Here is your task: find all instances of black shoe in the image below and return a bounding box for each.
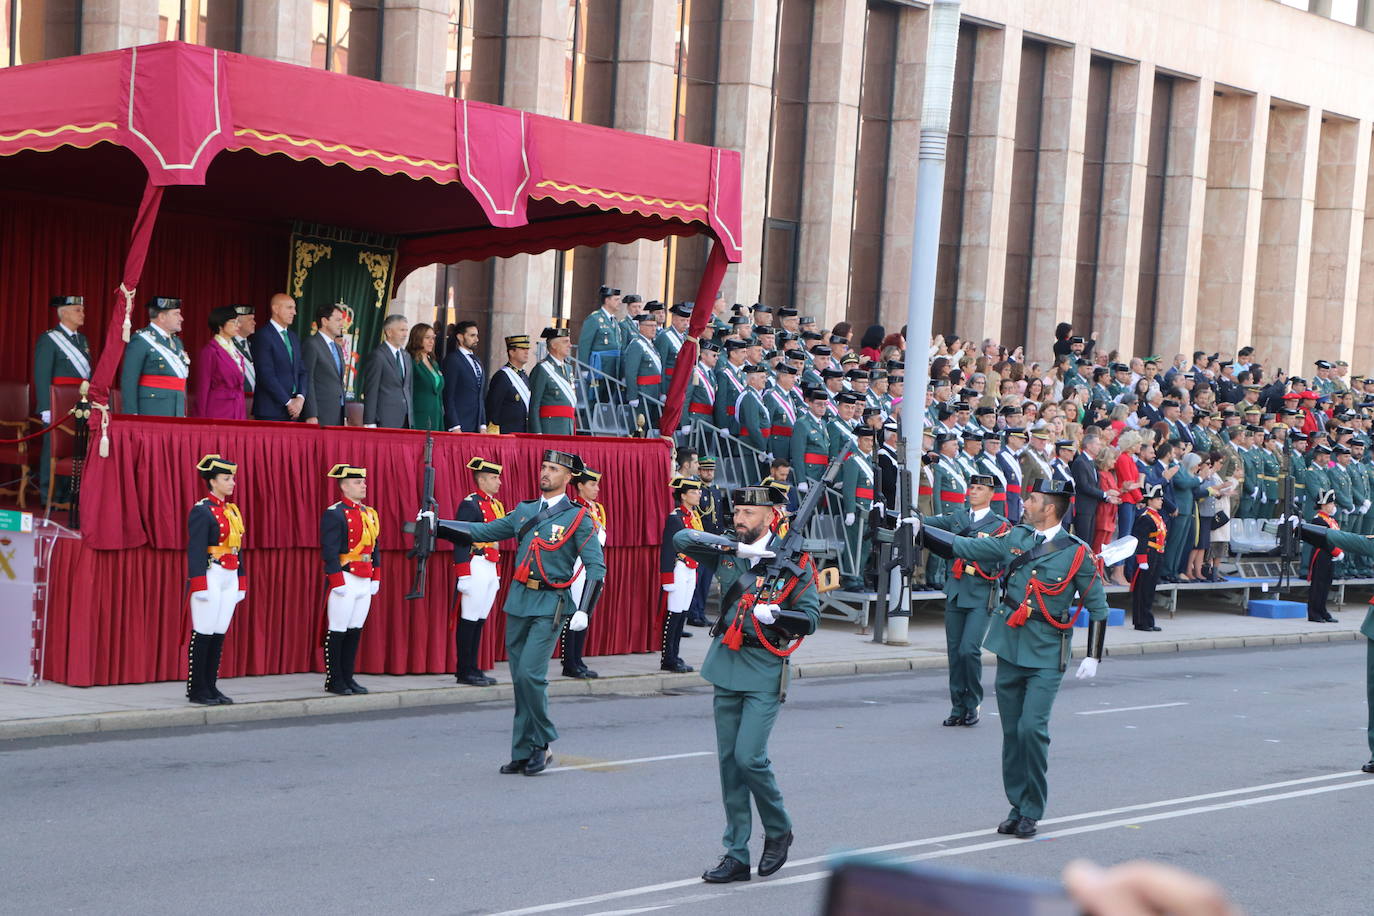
[579,667,599,678]
[1362,760,1374,774]
[477,672,497,685]
[961,710,980,726]
[1322,615,1338,623]
[1013,816,1037,838]
[996,817,1019,835]
[662,660,694,673]
[1133,625,1162,632]
[681,630,693,637]
[348,680,369,694]
[499,758,529,775]
[686,618,708,627]
[942,714,963,727]
[456,673,492,687]
[562,667,596,679]
[524,747,553,776]
[702,855,751,883]
[758,831,792,876]
[325,682,355,696]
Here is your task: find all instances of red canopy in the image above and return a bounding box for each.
[0,41,742,430]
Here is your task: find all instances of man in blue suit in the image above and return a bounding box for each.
[249,293,312,422]
[442,319,487,433]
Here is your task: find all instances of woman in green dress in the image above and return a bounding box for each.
[408,323,445,431]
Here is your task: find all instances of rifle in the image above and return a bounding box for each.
[871,441,919,642]
[404,434,438,599]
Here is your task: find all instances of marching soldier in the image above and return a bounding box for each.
[688,457,730,628]
[624,312,665,432]
[1306,489,1341,623]
[452,457,506,687]
[686,340,722,433]
[185,454,246,705]
[790,391,832,494]
[660,476,703,674]
[320,463,382,696]
[920,473,1009,727]
[120,297,190,416]
[1130,483,1168,632]
[561,465,608,679]
[576,285,625,382]
[916,478,1109,838]
[35,295,92,500]
[435,449,606,776]
[529,326,578,436]
[675,485,820,883]
[485,334,533,434]
[839,426,878,590]
[657,302,692,385]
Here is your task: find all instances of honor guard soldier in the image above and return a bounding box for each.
[766,365,801,459]
[1130,483,1168,631]
[916,478,1109,838]
[919,473,1009,727]
[121,297,190,416]
[657,302,692,385]
[736,363,772,460]
[715,339,749,432]
[839,426,878,590]
[623,312,665,431]
[452,457,507,686]
[35,295,92,500]
[561,465,608,679]
[434,449,606,776]
[674,485,820,884]
[827,391,861,460]
[186,454,246,705]
[1306,489,1342,623]
[686,340,721,433]
[790,390,832,494]
[660,476,704,673]
[577,286,626,382]
[485,335,533,434]
[529,325,578,435]
[320,463,381,696]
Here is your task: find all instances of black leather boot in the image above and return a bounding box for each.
[324,631,353,695]
[344,627,368,694]
[207,633,232,704]
[186,633,216,705]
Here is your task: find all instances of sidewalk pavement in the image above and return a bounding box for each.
[2,590,1366,741]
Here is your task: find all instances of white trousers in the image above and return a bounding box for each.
[327,571,373,632]
[667,561,697,614]
[458,556,500,621]
[190,563,241,634]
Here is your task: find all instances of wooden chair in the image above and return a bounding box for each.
[0,380,32,508]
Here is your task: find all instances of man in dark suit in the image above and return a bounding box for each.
[303,302,348,426]
[442,319,486,432]
[362,314,413,428]
[249,293,310,422]
[485,334,532,433]
[1071,430,1118,543]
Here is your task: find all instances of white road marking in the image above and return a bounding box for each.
[1076,702,1189,716]
[546,751,713,773]
[490,770,1369,916]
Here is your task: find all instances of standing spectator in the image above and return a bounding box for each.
[442,320,486,433]
[249,293,309,422]
[1168,451,1205,580]
[190,306,248,420]
[409,323,445,432]
[231,305,256,399]
[1191,452,1232,581]
[1070,430,1117,543]
[303,303,347,426]
[1093,445,1120,554]
[858,325,884,363]
[1112,430,1145,584]
[362,314,414,429]
[485,334,533,434]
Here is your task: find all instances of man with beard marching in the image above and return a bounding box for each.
[453,457,506,686]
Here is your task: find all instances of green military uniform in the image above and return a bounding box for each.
[789,409,831,489]
[1190,423,1214,454]
[1236,445,1260,519]
[714,357,747,433]
[686,345,720,431]
[937,510,1109,826]
[674,507,820,871]
[826,414,858,461]
[1259,446,1281,519]
[120,304,190,417]
[443,466,606,765]
[839,435,877,590]
[528,350,578,436]
[736,385,771,455]
[655,312,688,385]
[34,298,93,496]
[928,452,968,589]
[1347,459,1373,575]
[577,302,626,381]
[1304,453,1332,518]
[1330,457,1356,534]
[622,327,664,431]
[1288,446,1308,515]
[922,501,1009,724]
[1164,463,1200,577]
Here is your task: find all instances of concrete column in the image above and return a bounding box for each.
[1152,78,1213,357]
[603,0,680,299]
[488,0,571,348]
[1196,91,1268,357]
[714,0,780,305]
[1356,131,1374,370]
[1253,104,1321,372]
[82,0,157,52]
[1303,116,1368,366]
[239,0,314,67]
[1092,61,1154,357]
[954,26,1022,346]
[795,0,867,331]
[874,6,927,330]
[1025,44,1089,360]
[379,0,450,93]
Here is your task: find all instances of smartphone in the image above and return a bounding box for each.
[824,860,1078,916]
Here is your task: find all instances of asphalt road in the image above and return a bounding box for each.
[4,642,1372,916]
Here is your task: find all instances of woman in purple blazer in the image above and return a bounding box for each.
[191,305,248,420]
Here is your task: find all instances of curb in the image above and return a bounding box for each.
[2,631,1361,742]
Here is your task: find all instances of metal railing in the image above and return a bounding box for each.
[568,354,666,438]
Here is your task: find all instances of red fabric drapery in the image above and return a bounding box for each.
[48,417,672,686]
[659,241,728,435]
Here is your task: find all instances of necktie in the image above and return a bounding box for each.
[470,353,483,385]
[330,340,342,377]
[395,349,406,380]
[280,327,293,361]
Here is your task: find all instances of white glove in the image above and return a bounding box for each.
[736,539,775,560]
[899,516,921,535]
[365,423,377,428]
[1075,657,1099,680]
[797,481,809,493]
[190,590,210,605]
[368,581,381,596]
[40,410,51,424]
[662,583,676,593]
[416,510,436,524]
[456,578,473,597]
[235,590,247,605]
[844,512,855,526]
[1289,515,1301,529]
[679,425,691,436]
[1138,563,1148,570]
[1364,500,1371,513]
[331,583,349,597]
[629,399,640,408]
[569,610,589,631]
[448,426,462,433]
[765,452,774,462]
[753,603,779,625]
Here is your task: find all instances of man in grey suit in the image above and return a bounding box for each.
[304,302,348,426]
[363,314,413,428]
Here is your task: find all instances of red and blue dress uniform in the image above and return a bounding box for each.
[452,490,507,684]
[186,493,245,704]
[320,496,381,694]
[660,503,702,671]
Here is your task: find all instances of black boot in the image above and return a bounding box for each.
[471,618,496,685]
[324,631,353,695]
[561,622,594,678]
[661,612,692,673]
[455,618,491,687]
[186,632,216,705]
[344,627,368,694]
[207,633,233,704]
